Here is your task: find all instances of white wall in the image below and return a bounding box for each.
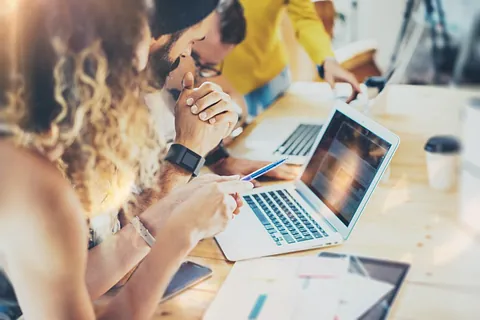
[355,0,406,71]
[331,0,406,72]
[333,0,480,73]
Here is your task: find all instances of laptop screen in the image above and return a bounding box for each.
[301,110,392,226]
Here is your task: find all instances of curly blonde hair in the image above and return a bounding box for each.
[0,0,164,218]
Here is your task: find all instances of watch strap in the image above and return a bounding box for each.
[205,142,230,166]
[317,63,325,79]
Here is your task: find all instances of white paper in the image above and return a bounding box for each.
[291,257,349,320]
[204,256,349,320]
[291,277,343,320]
[297,256,348,278]
[336,274,394,320]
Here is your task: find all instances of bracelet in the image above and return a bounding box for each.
[130,216,156,247]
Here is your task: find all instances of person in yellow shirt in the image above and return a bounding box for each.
[222,0,361,117]
[169,0,360,120]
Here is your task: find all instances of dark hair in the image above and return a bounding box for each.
[150,0,219,38]
[218,0,246,45]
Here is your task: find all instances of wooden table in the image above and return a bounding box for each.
[155,84,480,320]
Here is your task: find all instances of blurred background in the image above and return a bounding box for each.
[282,0,480,87]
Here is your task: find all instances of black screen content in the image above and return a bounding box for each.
[301,111,391,226]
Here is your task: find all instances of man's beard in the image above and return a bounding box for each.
[148,40,181,90]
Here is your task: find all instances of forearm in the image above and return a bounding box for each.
[287,0,335,65]
[86,193,180,299]
[156,159,193,197]
[129,162,192,216]
[86,223,150,299]
[98,226,195,320]
[85,164,192,297]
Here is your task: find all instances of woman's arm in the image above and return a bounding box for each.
[98,220,194,320]
[85,223,150,299]
[85,174,237,299]
[99,179,251,320]
[0,143,95,320]
[84,175,185,299]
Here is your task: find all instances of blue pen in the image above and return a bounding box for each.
[241,158,289,181]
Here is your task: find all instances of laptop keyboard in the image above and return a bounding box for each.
[274,124,322,157]
[244,190,329,247]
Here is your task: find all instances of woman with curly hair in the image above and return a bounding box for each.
[0,0,252,318]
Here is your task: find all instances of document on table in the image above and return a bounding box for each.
[204,256,349,320]
[336,274,394,320]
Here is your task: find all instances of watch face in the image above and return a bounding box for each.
[182,151,200,170]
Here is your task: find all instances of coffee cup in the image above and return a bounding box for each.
[424,136,461,191]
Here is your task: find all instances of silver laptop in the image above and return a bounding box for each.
[241,117,324,165]
[241,83,369,165]
[215,101,400,261]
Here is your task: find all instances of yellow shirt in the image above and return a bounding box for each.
[223,0,335,95]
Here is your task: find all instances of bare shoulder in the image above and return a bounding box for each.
[0,141,75,204]
[0,141,64,185]
[0,141,86,257]
[0,142,94,319]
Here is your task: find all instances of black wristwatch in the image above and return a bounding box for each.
[317,63,325,79]
[205,141,230,166]
[165,144,205,177]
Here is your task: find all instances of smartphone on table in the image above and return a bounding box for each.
[160,261,213,302]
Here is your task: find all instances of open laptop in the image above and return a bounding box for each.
[241,83,369,165]
[241,117,325,165]
[216,101,399,261]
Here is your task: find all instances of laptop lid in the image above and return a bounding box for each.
[294,101,400,240]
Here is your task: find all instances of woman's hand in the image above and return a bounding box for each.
[141,175,252,236]
[164,178,253,243]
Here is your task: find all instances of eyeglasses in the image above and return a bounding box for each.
[191,51,224,78]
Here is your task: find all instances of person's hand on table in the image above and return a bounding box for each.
[174,72,239,157]
[209,157,299,187]
[322,57,362,103]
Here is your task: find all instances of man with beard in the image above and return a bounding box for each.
[131,0,243,211]
[106,0,246,292]
[159,0,298,184]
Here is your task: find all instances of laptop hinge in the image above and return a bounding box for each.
[294,189,338,233]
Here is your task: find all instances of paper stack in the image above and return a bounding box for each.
[204,255,396,320]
